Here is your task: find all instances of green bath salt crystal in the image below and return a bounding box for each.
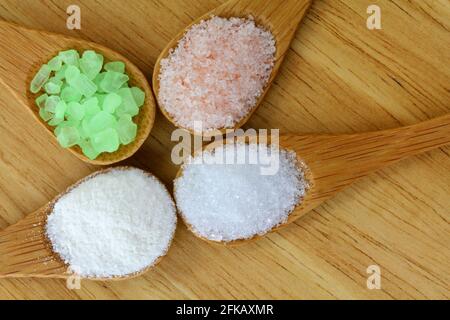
[91,128,120,153]
[48,77,63,85]
[44,81,61,95]
[72,74,98,97]
[54,65,68,81]
[95,93,106,108]
[116,114,137,145]
[104,61,125,73]
[93,73,107,93]
[35,94,48,109]
[79,139,100,160]
[67,102,85,121]
[48,114,64,126]
[59,50,80,66]
[81,115,93,138]
[54,100,67,119]
[48,101,67,126]
[30,64,51,93]
[100,71,129,93]
[89,111,116,133]
[66,72,97,97]
[45,95,60,113]
[83,97,101,116]
[116,87,138,117]
[30,49,145,159]
[57,126,80,148]
[39,108,53,122]
[65,65,80,85]
[44,76,63,95]
[47,56,63,71]
[131,87,145,107]
[80,50,103,80]
[61,86,82,102]
[103,92,122,113]
[54,120,80,137]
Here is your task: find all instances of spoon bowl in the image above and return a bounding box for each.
[175,114,450,245]
[152,0,312,136]
[0,21,156,165]
[0,166,175,280]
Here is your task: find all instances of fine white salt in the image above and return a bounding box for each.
[158,16,276,131]
[46,167,177,278]
[174,143,308,242]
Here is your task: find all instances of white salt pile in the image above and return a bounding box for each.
[158,16,276,131]
[174,143,308,242]
[46,167,177,278]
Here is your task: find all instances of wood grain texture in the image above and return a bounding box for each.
[0,206,67,279]
[0,0,449,299]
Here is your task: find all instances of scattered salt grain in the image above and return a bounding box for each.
[174,143,308,242]
[46,167,177,278]
[158,16,276,131]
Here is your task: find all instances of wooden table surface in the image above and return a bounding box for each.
[0,0,449,300]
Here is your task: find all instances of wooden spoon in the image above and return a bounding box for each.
[175,114,450,245]
[0,20,156,165]
[0,166,176,280]
[152,0,312,136]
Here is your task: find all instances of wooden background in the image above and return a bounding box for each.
[0,0,449,299]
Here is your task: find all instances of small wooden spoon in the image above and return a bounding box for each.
[0,21,156,165]
[175,114,450,245]
[0,166,176,280]
[152,0,312,136]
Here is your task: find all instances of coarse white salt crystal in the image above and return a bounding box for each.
[46,167,177,278]
[174,143,308,242]
[158,16,276,131]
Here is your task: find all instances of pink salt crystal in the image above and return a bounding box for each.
[158,16,276,131]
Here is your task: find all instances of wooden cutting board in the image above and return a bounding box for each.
[0,0,448,299]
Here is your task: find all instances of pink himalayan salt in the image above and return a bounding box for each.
[158,16,276,131]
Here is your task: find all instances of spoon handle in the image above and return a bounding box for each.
[380,113,450,158]
[0,207,66,278]
[283,114,450,200]
[215,0,312,60]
